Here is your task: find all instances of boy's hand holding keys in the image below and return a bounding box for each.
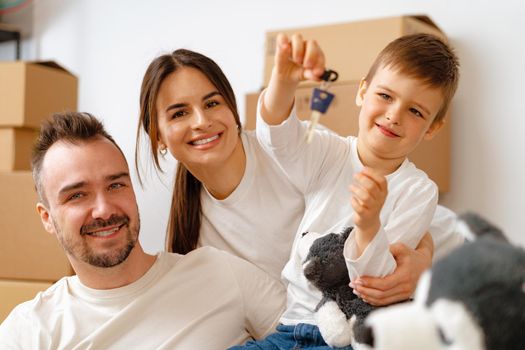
[265,33,338,143]
[263,33,327,125]
[273,33,326,84]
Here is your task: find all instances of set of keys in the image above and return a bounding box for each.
[304,69,339,143]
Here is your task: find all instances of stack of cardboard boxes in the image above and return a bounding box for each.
[244,15,451,192]
[0,61,78,322]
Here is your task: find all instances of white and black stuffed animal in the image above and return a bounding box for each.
[303,227,376,348]
[362,213,525,350]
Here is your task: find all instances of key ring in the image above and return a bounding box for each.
[320,69,339,82]
[304,68,339,144]
[320,69,339,90]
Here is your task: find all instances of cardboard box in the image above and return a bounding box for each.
[244,82,450,191]
[0,61,77,128]
[263,15,445,87]
[0,279,52,322]
[0,172,74,281]
[0,128,39,171]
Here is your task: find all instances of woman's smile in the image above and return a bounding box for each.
[189,132,222,147]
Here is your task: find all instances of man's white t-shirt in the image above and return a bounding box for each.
[0,247,285,350]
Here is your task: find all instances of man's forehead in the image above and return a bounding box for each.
[43,137,125,164]
[41,138,129,191]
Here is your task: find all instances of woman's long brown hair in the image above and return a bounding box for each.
[135,49,241,254]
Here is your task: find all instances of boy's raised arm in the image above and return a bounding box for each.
[261,33,326,125]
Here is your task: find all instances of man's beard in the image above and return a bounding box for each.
[54,214,140,268]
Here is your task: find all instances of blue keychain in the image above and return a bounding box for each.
[305,69,338,143]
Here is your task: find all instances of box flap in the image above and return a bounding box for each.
[30,60,75,76]
[408,15,442,33]
[266,15,443,36]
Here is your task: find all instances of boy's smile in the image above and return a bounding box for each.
[375,123,400,138]
[355,65,444,174]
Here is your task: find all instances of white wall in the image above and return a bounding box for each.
[21,0,525,251]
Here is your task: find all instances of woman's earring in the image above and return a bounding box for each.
[159,147,167,156]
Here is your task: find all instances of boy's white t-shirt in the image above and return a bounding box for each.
[199,129,462,282]
[0,247,285,350]
[256,104,438,325]
[199,131,305,280]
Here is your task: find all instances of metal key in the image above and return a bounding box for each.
[305,69,339,143]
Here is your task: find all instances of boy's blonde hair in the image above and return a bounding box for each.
[365,33,460,124]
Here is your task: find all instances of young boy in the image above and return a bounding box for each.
[232,33,460,349]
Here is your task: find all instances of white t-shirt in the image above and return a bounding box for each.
[0,247,285,350]
[256,106,439,325]
[199,131,305,280]
[200,129,462,280]
[429,204,465,262]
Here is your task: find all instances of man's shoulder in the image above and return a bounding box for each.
[23,276,70,304]
[1,276,71,324]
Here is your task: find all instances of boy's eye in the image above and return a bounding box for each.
[378,93,392,101]
[410,108,424,118]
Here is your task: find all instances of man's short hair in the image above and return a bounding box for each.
[31,112,123,204]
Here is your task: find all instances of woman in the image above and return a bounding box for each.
[135,49,305,280]
[134,48,456,304]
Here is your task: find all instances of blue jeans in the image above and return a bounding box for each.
[229,323,354,350]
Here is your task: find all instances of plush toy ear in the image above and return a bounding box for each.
[304,256,322,283]
[458,212,507,242]
[341,227,353,240]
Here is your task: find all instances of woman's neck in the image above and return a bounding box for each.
[188,136,246,200]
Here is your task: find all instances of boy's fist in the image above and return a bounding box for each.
[349,167,388,235]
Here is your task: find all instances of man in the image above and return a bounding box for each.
[0,112,284,349]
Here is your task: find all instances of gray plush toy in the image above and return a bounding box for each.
[363,213,525,350]
[303,227,377,348]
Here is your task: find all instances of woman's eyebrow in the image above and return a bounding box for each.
[202,91,220,101]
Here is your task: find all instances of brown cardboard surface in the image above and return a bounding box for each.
[244,83,361,135]
[263,15,445,87]
[244,82,450,191]
[0,279,52,322]
[0,61,77,128]
[0,172,74,281]
[0,128,39,171]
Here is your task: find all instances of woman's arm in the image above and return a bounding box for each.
[350,232,434,306]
